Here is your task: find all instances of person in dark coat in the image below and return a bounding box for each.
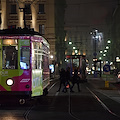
[66,67,71,81]
[71,69,81,92]
[81,57,86,81]
[57,68,67,92]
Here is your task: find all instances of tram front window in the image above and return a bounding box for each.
[73,58,79,68]
[2,46,18,69]
[20,47,30,69]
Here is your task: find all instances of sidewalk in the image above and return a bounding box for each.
[87,74,120,104]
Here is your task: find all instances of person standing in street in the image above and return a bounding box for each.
[71,69,81,92]
[57,68,67,92]
[81,57,86,81]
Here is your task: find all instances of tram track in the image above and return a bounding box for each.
[86,87,120,119]
[1,80,120,120]
[68,90,81,120]
[23,105,35,120]
[23,81,59,120]
[68,85,120,120]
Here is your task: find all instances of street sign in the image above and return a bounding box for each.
[93,52,97,56]
[103,64,110,74]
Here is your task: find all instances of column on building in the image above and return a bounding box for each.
[1,0,7,29]
[17,1,24,28]
[31,3,37,31]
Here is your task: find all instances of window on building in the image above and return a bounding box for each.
[11,4,17,14]
[25,4,31,14]
[39,24,45,35]
[39,4,45,14]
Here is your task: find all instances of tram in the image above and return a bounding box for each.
[0,28,50,102]
[66,55,86,80]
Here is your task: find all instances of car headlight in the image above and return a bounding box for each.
[6,78,14,86]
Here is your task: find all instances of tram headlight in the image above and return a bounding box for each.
[6,78,14,86]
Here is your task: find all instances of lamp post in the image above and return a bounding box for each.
[91,29,99,77]
[93,30,98,71]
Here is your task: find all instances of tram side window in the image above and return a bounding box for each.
[32,42,43,69]
[2,46,18,69]
[20,47,30,69]
[32,52,42,69]
[38,54,42,69]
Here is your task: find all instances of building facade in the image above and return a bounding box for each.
[111,4,120,69]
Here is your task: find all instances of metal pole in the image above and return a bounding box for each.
[93,30,97,77]
[94,37,96,71]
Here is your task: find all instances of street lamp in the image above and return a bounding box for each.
[75,50,78,54]
[92,29,99,71]
[106,46,109,49]
[73,47,76,49]
[103,54,106,57]
[69,41,72,45]
[104,50,107,52]
[107,40,111,44]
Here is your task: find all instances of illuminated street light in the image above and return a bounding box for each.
[116,57,119,60]
[104,50,107,52]
[69,41,72,45]
[107,40,111,44]
[50,55,53,59]
[73,47,76,49]
[103,54,106,56]
[75,50,78,54]
[106,46,109,49]
[116,56,120,62]
[100,50,103,53]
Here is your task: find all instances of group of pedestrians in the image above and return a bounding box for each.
[57,67,81,93]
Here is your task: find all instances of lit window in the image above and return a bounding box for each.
[39,24,45,35]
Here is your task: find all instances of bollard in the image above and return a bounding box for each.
[105,81,109,88]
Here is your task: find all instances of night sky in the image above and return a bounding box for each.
[65,0,118,27]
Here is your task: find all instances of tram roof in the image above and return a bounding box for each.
[0,28,41,36]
